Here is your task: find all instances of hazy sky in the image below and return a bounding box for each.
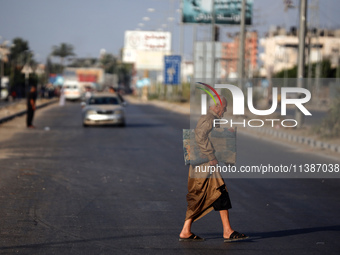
[0,0,339,63]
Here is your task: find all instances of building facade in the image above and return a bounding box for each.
[260,27,340,77]
[220,30,258,78]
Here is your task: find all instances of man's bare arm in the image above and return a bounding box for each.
[30,99,35,110]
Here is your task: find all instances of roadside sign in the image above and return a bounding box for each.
[164,55,181,85]
[21,64,33,78]
[182,0,253,25]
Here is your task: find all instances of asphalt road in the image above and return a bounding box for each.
[281,108,327,126]
[0,101,339,255]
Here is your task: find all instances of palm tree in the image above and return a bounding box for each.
[51,43,75,73]
[10,38,29,66]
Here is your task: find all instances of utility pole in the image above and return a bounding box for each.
[193,24,197,81]
[179,0,184,94]
[0,52,3,94]
[211,0,216,86]
[296,0,307,128]
[337,42,340,83]
[307,0,320,95]
[238,0,246,88]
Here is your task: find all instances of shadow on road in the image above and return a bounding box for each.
[0,226,339,251]
[254,225,340,239]
[203,225,340,241]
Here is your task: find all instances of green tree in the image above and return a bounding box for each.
[45,56,63,75]
[9,38,34,95]
[10,38,36,69]
[68,58,98,68]
[51,43,75,73]
[274,59,337,78]
[10,38,29,65]
[117,63,132,86]
[314,89,340,138]
[99,53,117,74]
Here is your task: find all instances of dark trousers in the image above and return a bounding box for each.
[212,185,232,211]
[27,108,35,127]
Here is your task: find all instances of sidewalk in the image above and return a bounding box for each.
[126,95,340,158]
[0,98,58,124]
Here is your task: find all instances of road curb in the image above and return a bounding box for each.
[245,127,340,154]
[0,99,58,125]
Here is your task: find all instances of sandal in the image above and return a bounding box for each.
[179,233,205,242]
[224,231,249,242]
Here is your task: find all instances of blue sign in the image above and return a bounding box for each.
[261,79,269,88]
[164,55,181,85]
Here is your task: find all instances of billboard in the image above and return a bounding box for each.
[124,31,171,52]
[122,48,137,63]
[123,30,172,70]
[182,0,253,25]
[135,51,171,70]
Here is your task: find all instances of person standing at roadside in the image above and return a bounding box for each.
[27,85,37,128]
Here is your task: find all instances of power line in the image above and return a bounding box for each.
[319,9,340,27]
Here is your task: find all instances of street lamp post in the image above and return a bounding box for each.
[238,0,246,88]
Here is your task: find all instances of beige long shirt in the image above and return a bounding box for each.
[185,109,226,222]
[194,109,220,161]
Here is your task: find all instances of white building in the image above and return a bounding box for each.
[260,27,340,77]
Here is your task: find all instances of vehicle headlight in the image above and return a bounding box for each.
[86,110,97,115]
[115,110,124,115]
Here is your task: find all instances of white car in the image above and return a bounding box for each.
[64,80,82,101]
[81,93,126,127]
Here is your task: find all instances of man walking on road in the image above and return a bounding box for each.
[179,95,248,242]
[26,85,37,128]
